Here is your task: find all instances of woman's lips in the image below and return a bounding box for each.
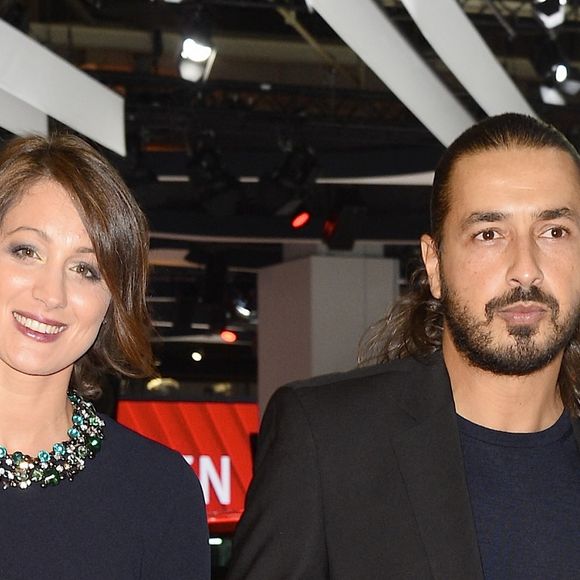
[12,311,67,342]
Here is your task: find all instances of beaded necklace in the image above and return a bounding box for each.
[0,391,105,490]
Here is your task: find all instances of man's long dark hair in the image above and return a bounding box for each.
[359,113,580,416]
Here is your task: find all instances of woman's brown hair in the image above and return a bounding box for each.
[359,113,580,416]
[0,133,156,397]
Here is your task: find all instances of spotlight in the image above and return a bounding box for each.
[533,0,566,29]
[181,37,212,63]
[533,39,570,86]
[323,206,366,251]
[178,33,216,82]
[554,63,568,83]
[234,301,252,318]
[146,377,180,392]
[187,133,241,216]
[291,207,311,229]
[232,295,256,320]
[258,144,318,216]
[220,329,238,343]
[191,351,203,362]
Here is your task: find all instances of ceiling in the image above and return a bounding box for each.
[4,0,580,394]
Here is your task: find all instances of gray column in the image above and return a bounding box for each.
[257,254,399,410]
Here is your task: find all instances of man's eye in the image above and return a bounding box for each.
[475,230,497,241]
[547,227,566,238]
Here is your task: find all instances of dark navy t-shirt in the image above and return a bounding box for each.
[0,417,210,579]
[458,411,580,579]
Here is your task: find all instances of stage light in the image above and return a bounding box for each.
[187,133,240,216]
[234,301,252,318]
[191,351,203,362]
[178,34,216,83]
[533,39,570,89]
[146,377,180,392]
[258,144,318,216]
[554,63,568,83]
[323,206,366,250]
[220,329,238,343]
[291,208,311,229]
[181,38,212,63]
[533,0,566,29]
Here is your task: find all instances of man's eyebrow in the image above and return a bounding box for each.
[535,207,576,221]
[461,211,506,229]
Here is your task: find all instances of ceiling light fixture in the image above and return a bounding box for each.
[533,0,567,29]
[178,10,216,83]
[554,63,568,83]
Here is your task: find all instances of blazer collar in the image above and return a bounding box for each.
[391,353,484,580]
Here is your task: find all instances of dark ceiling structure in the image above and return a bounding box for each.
[4,0,580,393]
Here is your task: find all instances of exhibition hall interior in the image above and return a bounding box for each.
[1,0,579,576]
[5,0,580,396]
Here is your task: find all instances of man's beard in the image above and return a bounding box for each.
[441,281,580,376]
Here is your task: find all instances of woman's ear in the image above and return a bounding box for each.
[420,234,442,299]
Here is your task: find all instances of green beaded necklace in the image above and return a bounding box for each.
[0,391,105,490]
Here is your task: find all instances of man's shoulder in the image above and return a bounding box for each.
[280,352,445,409]
[291,353,440,389]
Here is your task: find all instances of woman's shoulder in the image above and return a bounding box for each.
[98,415,197,487]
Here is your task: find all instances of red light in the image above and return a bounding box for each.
[220,330,238,343]
[291,210,311,229]
[323,217,337,238]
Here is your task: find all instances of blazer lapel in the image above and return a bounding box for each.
[391,356,484,580]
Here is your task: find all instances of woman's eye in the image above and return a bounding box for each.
[73,263,100,280]
[13,246,38,259]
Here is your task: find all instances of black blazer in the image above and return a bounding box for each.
[227,353,580,580]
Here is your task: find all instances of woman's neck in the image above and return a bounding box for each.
[0,369,73,456]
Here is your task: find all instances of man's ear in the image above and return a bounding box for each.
[420,234,442,299]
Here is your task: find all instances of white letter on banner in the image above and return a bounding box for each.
[199,456,231,505]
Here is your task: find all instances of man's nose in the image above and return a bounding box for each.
[506,237,544,289]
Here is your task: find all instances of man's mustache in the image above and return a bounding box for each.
[485,286,559,322]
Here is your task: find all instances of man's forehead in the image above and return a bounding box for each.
[446,146,580,209]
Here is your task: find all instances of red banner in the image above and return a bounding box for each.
[117,401,259,532]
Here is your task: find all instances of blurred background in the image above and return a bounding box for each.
[2,1,580,575]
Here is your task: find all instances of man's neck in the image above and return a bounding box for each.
[442,334,564,433]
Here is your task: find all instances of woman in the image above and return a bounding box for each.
[0,134,210,579]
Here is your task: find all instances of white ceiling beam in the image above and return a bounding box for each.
[0,88,48,136]
[0,20,126,155]
[309,0,475,146]
[400,0,536,117]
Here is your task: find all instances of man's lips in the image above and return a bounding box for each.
[497,303,548,324]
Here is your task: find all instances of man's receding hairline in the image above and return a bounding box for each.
[437,143,580,248]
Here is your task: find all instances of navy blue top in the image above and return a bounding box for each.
[458,411,580,580]
[0,417,210,579]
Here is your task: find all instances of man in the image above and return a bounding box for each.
[227,114,580,579]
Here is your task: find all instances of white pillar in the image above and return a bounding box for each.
[257,254,399,410]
